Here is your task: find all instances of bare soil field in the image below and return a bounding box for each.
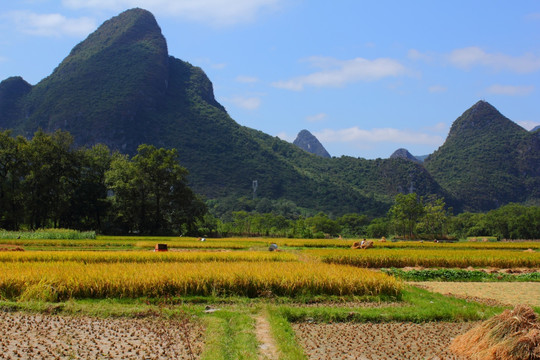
[414,281,540,307]
[0,312,204,359]
[293,321,477,360]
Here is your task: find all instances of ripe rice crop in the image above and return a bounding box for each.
[135,239,262,250]
[0,250,298,263]
[373,241,540,250]
[309,249,540,268]
[0,262,402,300]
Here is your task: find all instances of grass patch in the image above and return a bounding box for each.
[201,309,259,360]
[276,286,504,323]
[266,307,307,360]
[0,298,204,318]
[0,229,96,240]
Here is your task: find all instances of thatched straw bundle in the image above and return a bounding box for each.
[450,304,540,359]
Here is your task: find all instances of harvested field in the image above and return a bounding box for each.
[293,321,477,360]
[414,281,540,307]
[0,312,204,359]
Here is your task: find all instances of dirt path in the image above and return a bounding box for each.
[255,313,279,360]
[414,282,540,307]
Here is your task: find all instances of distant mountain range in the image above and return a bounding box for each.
[1,8,538,214]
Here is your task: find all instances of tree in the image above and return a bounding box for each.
[305,213,339,237]
[22,130,79,229]
[366,217,390,238]
[389,193,425,239]
[106,145,206,234]
[68,144,112,231]
[418,197,449,239]
[0,131,26,229]
[337,213,369,237]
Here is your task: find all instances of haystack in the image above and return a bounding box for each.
[351,240,373,249]
[450,304,540,360]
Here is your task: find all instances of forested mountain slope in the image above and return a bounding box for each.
[1,9,537,215]
[424,101,540,211]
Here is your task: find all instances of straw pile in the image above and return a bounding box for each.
[450,304,540,360]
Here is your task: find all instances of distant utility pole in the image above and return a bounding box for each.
[252,180,258,200]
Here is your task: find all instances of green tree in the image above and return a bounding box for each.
[106,145,206,234]
[305,213,340,237]
[0,131,26,229]
[23,130,79,229]
[418,197,449,239]
[365,217,390,238]
[68,144,112,231]
[337,213,369,237]
[389,193,425,239]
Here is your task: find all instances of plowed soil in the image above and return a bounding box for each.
[0,312,204,359]
[293,321,477,360]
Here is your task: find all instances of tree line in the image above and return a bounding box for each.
[0,130,205,234]
[204,193,539,240]
[1,130,538,239]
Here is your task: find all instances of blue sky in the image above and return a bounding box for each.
[1,1,539,159]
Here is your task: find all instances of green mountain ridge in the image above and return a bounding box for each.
[1,9,538,215]
[425,100,540,211]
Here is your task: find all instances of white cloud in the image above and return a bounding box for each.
[272,56,407,91]
[517,120,540,131]
[486,84,534,96]
[428,85,447,93]
[62,0,282,26]
[408,49,433,62]
[226,95,261,110]
[6,11,96,37]
[424,122,448,133]
[236,75,259,83]
[305,113,327,123]
[525,12,540,21]
[448,47,540,73]
[314,127,444,146]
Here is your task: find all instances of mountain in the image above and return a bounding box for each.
[531,125,540,132]
[390,148,421,163]
[0,8,451,216]
[293,130,331,158]
[3,9,535,216]
[424,100,540,211]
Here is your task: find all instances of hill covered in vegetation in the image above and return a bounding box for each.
[424,101,540,211]
[1,9,538,216]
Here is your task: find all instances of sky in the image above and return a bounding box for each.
[1,1,540,159]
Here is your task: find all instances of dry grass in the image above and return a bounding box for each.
[414,282,540,307]
[450,304,540,360]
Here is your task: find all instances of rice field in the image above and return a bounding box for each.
[0,236,538,302]
[0,261,402,300]
[310,248,540,268]
[0,250,298,263]
[1,233,539,359]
